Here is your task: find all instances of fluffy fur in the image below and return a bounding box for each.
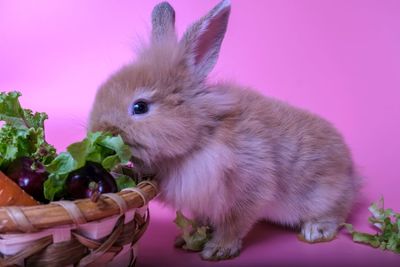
[89,0,360,260]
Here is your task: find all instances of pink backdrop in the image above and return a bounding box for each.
[1,0,399,266]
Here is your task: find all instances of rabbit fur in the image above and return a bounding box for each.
[89,0,360,260]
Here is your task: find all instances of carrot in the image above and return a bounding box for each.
[0,171,39,206]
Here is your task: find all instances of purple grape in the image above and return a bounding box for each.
[65,161,117,200]
[5,156,49,203]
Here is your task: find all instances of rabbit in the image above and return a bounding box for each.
[88,0,361,261]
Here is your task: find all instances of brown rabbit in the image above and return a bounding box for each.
[89,0,360,260]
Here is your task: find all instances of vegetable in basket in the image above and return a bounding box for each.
[0,91,56,170]
[44,131,133,201]
[64,161,117,200]
[0,171,38,206]
[0,91,137,204]
[5,156,49,203]
[0,91,56,205]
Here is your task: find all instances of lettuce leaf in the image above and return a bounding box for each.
[344,198,400,254]
[174,211,211,251]
[0,91,56,170]
[43,132,132,200]
[114,174,136,191]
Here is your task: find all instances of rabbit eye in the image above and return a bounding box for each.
[132,101,149,115]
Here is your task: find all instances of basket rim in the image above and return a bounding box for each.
[0,180,158,233]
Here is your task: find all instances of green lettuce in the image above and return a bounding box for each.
[0,91,56,170]
[111,164,138,191]
[344,198,400,254]
[44,132,132,200]
[174,211,211,251]
[114,174,137,192]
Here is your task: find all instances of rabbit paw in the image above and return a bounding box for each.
[299,221,338,243]
[200,239,241,261]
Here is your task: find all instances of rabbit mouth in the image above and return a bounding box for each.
[129,151,157,177]
[129,154,146,168]
[124,141,151,164]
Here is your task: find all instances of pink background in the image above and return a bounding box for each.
[1,0,399,266]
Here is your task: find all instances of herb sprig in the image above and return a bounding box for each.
[344,198,400,254]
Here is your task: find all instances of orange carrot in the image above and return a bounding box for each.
[0,171,39,206]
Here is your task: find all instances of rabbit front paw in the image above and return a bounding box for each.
[200,239,242,261]
[298,220,339,243]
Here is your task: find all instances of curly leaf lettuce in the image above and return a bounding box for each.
[344,198,400,254]
[174,211,211,251]
[0,91,56,170]
[44,132,132,200]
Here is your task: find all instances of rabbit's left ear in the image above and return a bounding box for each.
[180,0,231,80]
[151,2,176,43]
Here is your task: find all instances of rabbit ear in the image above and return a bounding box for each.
[180,0,231,80]
[151,2,176,43]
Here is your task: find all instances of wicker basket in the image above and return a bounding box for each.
[0,171,158,267]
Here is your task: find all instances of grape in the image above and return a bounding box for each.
[65,161,117,200]
[5,156,49,203]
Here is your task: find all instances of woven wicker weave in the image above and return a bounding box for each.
[0,176,158,267]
